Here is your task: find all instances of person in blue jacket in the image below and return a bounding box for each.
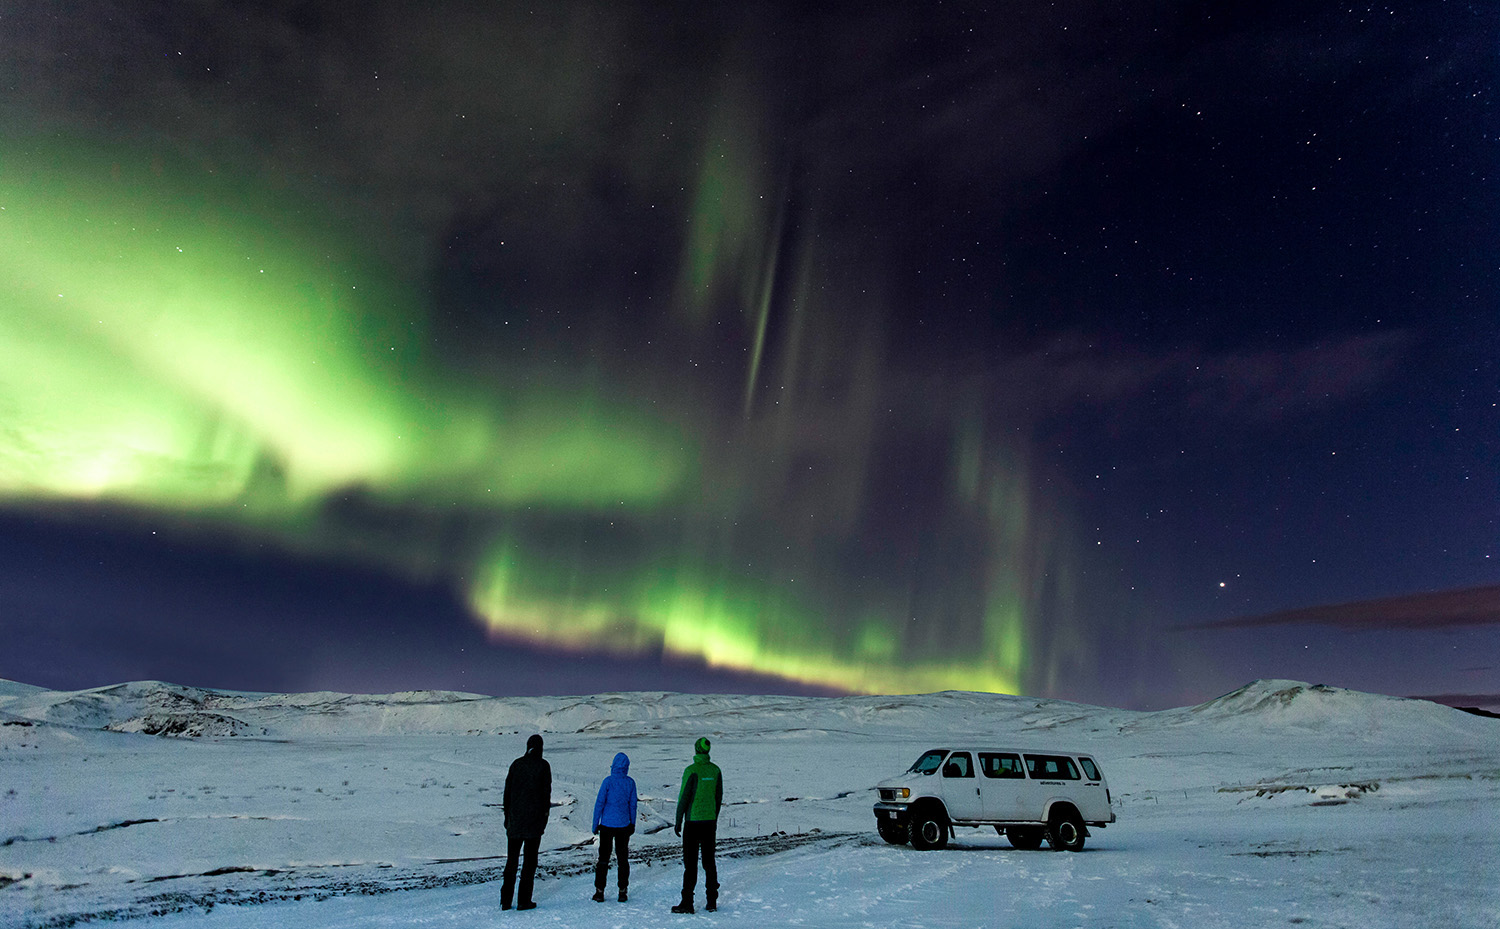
[591,751,638,902]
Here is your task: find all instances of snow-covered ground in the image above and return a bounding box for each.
[1,678,1496,928]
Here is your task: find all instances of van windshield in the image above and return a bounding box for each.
[907,750,948,775]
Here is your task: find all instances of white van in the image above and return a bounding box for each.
[872,747,1116,851]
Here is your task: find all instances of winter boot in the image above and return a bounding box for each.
[671,896,695,914]
[592,889,605,902]
[706,882,719,912]
[618,889,628,903]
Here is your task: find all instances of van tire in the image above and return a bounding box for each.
[877,819,909,845]
[1046,807,1086,852]
[1006,826,1045,850]
[909,805,949,850]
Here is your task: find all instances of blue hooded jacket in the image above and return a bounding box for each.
[592,752,638,832]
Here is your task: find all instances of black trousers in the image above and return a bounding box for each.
[501,834,540,906]
[594,825,631,890]
[681,819,718,900]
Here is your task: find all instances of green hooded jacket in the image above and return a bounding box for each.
[675,737,723,829]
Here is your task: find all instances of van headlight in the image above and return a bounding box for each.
[894,787,910,799]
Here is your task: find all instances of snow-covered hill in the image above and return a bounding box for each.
[2,678,1496,928]
[3,676,1482,743]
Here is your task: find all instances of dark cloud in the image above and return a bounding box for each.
[1408,694,1500,714]
[1185,585,1500,632]
[1411,693,1500,704]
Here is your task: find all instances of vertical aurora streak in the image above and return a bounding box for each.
[741,195,783,421]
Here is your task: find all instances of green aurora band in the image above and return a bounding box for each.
[0,141,1059,696]
[0,145,688,515]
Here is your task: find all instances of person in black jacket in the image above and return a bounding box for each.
[501,734,551,910]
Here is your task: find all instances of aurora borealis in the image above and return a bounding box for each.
[2,2,1496,708]
[1,137,1040,695]
[1,143,690,511]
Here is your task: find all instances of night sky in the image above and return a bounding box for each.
[2,1,1496,709]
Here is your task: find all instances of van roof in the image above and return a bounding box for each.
[927,747,1101,758]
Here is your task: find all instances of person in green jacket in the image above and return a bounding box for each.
[671,736,723,913]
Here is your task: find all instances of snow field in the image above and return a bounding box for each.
[1,679,1497,927]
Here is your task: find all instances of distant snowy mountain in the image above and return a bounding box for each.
[1125,678,1487,742]
[0,676,1484,744]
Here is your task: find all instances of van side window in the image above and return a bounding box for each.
[1023,754,1081,780]
[942,752,975,778]
[1079,757,1101,781]
[978,752,1025,778]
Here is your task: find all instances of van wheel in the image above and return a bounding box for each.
[1046,809,1086,852]
[1006,826,1044,850]
[909,807,949,850]
[877,819,909,845]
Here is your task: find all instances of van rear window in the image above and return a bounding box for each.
[1079,757,1101,781]
[1023,754,1080,780]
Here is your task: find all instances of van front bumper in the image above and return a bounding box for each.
[873,802,911,825]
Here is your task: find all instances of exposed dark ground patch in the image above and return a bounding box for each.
[2,819,162,849]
